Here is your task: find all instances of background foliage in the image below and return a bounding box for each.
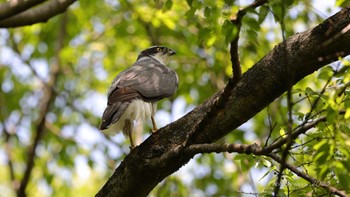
[0,0,349,196]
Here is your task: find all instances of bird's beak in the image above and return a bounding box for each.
[167,48,176,56]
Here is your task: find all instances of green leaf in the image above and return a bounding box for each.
[326,106,338,124]
[163,0,173,11]
[258,6,269,24]
[242,16,260,31]
[204,7,211,18]
[270,3,284,23]
[313,140,334,167]
[221,20,237,44]
[317,66,333,80]
[186,0,193,6]
[336,0,350,7]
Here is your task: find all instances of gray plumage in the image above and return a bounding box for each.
[99,46,178,148]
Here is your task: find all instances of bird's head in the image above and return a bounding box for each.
[137,46,176,65]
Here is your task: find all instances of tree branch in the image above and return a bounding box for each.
[268,153,348,197]
[264,110,345,153]
[16,13,67,197]
[0,0,76,28]
[96,6,350,197]
[183,143,348,197]
[1,121,19,192]
[0,0,47,20]
[216,0,268,109]
[230,0,267,84]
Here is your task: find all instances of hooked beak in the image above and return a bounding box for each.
[167,48,176,56]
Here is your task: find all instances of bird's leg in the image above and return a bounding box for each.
[151,115,158,133]
[124,119,135,149]
[151,102,158,133]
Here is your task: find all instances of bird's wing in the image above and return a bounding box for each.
[111,58,179,101]
[100,58,178,130]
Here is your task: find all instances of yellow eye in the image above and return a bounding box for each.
[157,47,162,52]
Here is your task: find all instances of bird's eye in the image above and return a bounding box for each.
[157,47,162,52]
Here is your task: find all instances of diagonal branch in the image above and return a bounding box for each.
[0,120,20,192]
[0,0,76,28]
[0,0,47,20]
[16,13,67,197]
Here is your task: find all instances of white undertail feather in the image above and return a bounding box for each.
[102,100,157,136]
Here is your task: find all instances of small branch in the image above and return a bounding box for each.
[1,121,20,192]
[215,0,268,109]
[264,116,326,151]
[0,0,47,20]
[229,0,268,84]
[184,143,263,155]
[184,143,348,197]
[0,0,76,28]
[264,107,276,147]
[268,153,349,197]
[264,111,345,153]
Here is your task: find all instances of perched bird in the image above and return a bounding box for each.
[100,46,178,148]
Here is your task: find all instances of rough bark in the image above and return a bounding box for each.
[96,7,350,197]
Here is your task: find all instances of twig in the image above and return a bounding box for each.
[268,153,348,197]
[264,107,276,147]
[264,110,345,153]
[216,0,268,108]
[230,0,268,84]
[1,120,19,192]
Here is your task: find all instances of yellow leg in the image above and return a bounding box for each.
[124,119,134,149]
[151,103,158,133]
[151,116,158,132]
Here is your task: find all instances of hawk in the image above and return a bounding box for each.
[99,46,178,148]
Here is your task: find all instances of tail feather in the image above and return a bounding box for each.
[99,102,130,130]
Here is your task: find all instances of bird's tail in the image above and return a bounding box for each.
[99,102,129,130]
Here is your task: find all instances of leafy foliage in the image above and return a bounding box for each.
[0,0,349,196]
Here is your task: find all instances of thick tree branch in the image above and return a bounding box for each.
[0,0,47,20]
[96,7,350,197]
[0,0,76,28]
